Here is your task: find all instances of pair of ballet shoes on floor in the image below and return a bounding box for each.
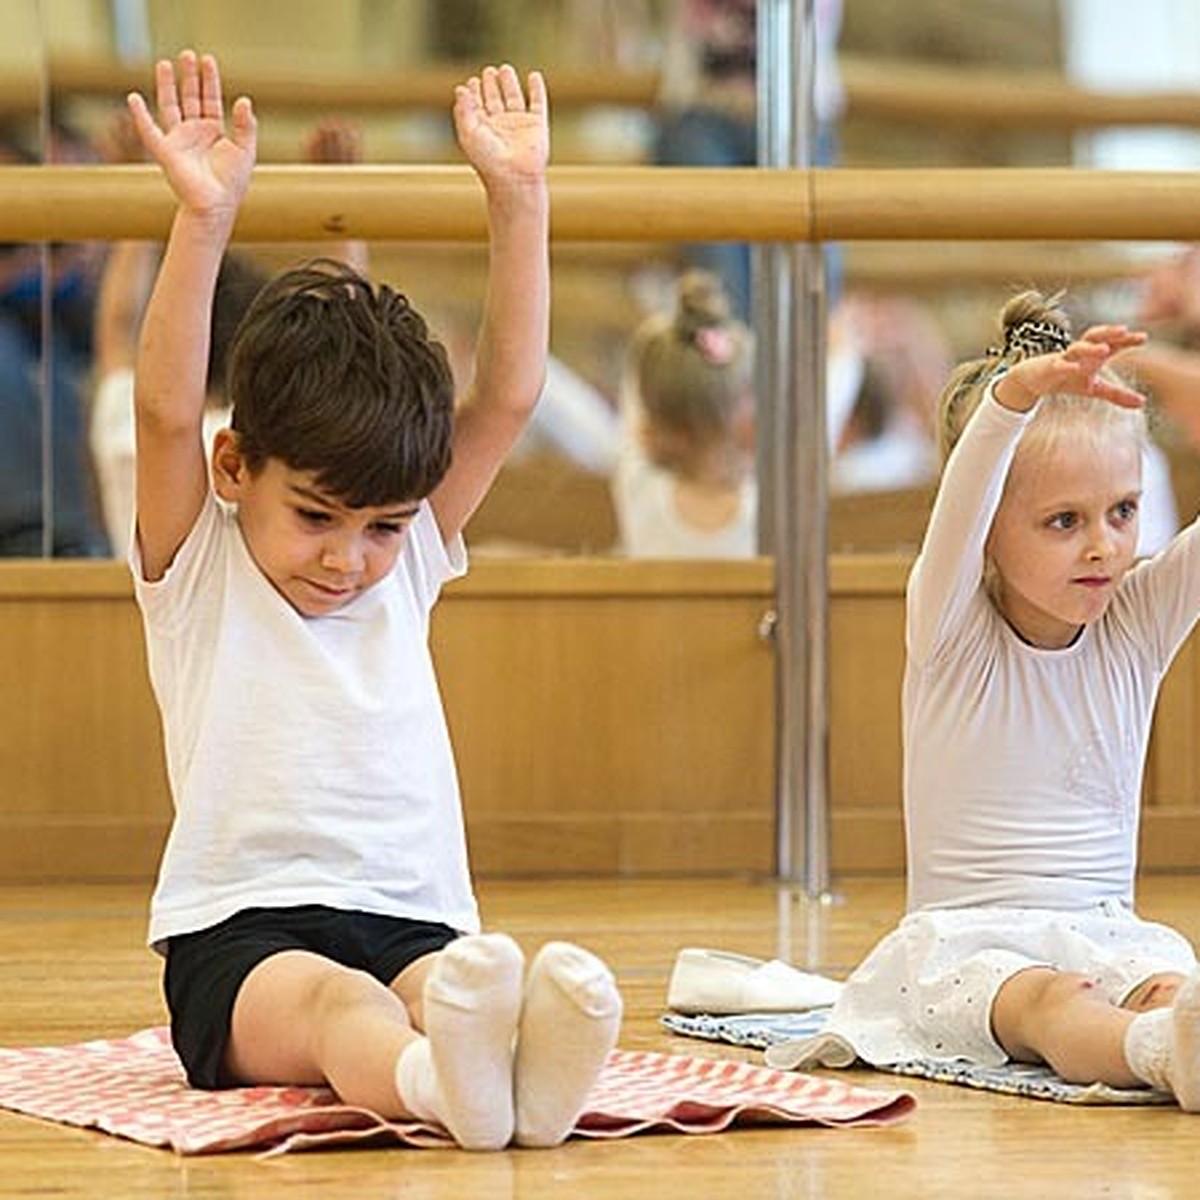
[667,948,843,1016]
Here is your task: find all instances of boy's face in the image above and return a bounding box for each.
[985,429,1141,649]
[213,433,420,617]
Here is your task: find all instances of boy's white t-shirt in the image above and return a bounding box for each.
[132,494,480,950]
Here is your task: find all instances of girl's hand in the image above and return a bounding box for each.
[994,324,1148,413]
[452,64,548,193]
[126,49,257,221]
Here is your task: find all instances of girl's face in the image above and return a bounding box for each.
[986,429,1142,649]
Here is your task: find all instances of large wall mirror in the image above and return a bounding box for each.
[7,0,1200,560]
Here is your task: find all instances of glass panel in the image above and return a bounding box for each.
[31,0,1200,560]
[0,1,47,556]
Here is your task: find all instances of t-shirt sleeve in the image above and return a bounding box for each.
[402,500,467,612]
[129,492,226,639]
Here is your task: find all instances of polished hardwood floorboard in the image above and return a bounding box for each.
[1,874,1198,1198]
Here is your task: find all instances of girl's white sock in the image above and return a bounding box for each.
[1170,972,1200,1111]
[1124,1007,1173,1093]
[394,933,524,1150]
[513,941,622,1148]
[1123,972,1200,1111]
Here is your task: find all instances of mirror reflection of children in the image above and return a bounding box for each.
[91,113,369,558]
[125,50,621,1150]
[805,290,1200,1108]
[613,269,755,557]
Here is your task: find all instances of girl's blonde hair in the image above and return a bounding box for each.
[937,288,1146,466]
[629,269,754,446]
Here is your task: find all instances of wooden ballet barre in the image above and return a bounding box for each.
[845,243,1148,291]
[0,75,40,114]
[811,169,1200,241]
[45,52,1200,131]
[839,55,1200,130]
[0,164,808,242]
[46,55,660,112]
[5,165,1200,243]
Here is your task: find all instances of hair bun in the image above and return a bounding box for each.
[997,289,1072,359]
[674,269,732,342]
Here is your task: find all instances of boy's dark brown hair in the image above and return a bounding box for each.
[227,258,455,507]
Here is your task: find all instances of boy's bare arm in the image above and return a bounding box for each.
[430,65,550,543]
[126,50,257,580]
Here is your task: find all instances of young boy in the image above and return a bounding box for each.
[125,50,621,1151]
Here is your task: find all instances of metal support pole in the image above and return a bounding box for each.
[758,0,831,897]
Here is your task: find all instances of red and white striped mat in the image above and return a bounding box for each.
[0,1028,915,1154]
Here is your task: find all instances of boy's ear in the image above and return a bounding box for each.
[211,427,247,501]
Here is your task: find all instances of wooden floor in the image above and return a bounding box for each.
[2,873,1199,1197]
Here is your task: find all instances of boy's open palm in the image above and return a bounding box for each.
[127,50,257,219]
[453,65,548,188]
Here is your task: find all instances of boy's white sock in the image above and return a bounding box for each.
[1123,972,1200,1111]
[394,933,524,1150]
[513,941,622,1148]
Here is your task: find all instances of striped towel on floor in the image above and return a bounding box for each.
[0,1027,915,1154]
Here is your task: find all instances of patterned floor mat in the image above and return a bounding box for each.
[0,1026,916,1154]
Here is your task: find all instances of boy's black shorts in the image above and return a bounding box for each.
[164,905,459,1089]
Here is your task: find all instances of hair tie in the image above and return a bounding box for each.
[1002,318,1072,359]
[694,325,736,365]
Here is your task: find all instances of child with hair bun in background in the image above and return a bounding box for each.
[613,269,756,558]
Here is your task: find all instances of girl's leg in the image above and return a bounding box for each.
[991,966,1192,1093]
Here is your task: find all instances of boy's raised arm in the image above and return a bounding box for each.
[430,65,550,543]
[126,50,256,580]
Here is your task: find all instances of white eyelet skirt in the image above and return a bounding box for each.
[815,900,1197,1068]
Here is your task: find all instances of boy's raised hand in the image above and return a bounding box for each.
[996,324,1148,413]
[452,65,548,191]
[126,50,257,220]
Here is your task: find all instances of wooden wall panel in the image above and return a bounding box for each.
[2,556,1199,882]
[0,565,171,880]
[433,561,777,876]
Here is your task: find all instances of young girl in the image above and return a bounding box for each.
[612,269,756,557]
[778,290,1200,1108]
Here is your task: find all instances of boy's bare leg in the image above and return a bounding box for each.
[226,949,420,1114]
[227,934,526,1147]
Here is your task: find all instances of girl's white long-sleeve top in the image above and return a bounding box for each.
[904,390,1200,913]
